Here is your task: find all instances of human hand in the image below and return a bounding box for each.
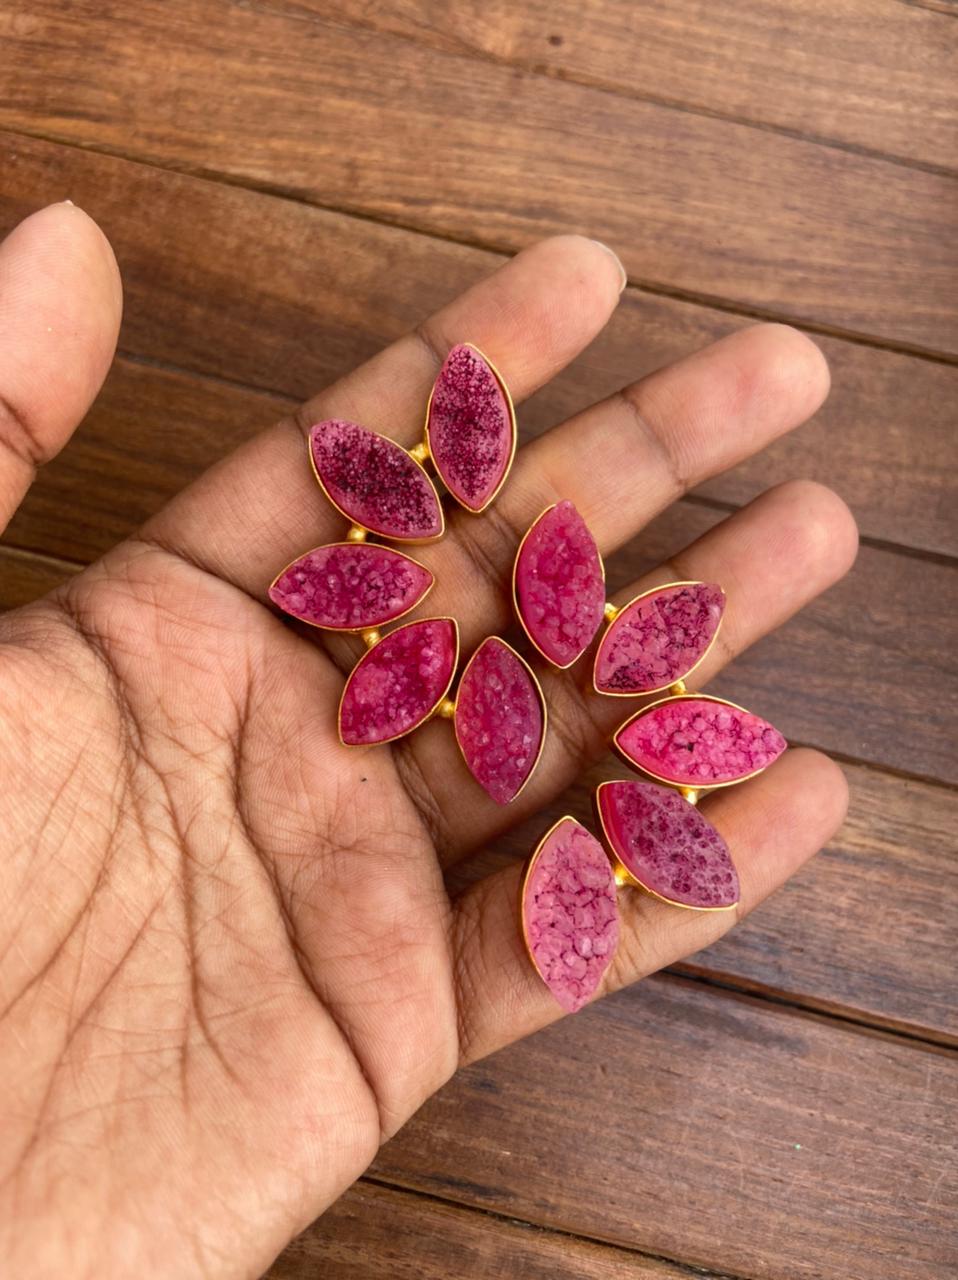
[0,207,856,1277]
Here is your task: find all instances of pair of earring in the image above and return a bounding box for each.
[268,343,787,1012]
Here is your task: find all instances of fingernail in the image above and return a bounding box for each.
[588,239,627,293]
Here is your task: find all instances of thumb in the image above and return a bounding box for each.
[0,201,122,536]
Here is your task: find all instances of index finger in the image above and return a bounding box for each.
[140,235,626,592]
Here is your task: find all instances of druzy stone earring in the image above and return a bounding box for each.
[520,778,743,1013]
[270,344,520,748]
[512,500,725,691]
[518,497,788,1012]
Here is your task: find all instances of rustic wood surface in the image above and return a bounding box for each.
[0,3,955,1277]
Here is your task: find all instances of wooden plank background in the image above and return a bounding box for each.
[0,2,956,1276]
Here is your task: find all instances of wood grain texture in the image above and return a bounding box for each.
[267,1180,696,1278]
[372,975,958,1280]
[2,132,956,557]
[307,0,958,172]
[0,546,76,611]
[1,4,956,353]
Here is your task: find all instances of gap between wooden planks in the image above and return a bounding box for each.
[0,2,956,354]
[265,1177,703,1279]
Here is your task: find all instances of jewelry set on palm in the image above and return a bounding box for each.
[269,345,786,1013]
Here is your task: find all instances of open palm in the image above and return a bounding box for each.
[0,206,856,1278]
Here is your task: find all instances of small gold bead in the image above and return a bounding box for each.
[603,601,620,624]
[361,629,381,648]
[667,679,687,696]
[346,525,368,543]
[408,441,430,464]
[436,697,457,719]
[679,787,700,806]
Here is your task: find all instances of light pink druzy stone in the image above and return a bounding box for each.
[514,501,605,667]
[310,420,442,540]
[595,583,725,694]
[340,618,458,746]
[597,781,739,909]
[269,543,433,631]
[522,818,619,1013]
[426,344,514,511]
[455,637,543,805]
[615,697,786,786]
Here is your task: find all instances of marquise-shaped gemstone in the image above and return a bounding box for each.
[615,696,787,786]
[269,543,433,631]
[339,618,458,746]
[310,420,443,541]
[596,780,739,909]
[514,501,605,668]
[426,344,515,512]
[594,582,725,694]
[521,817,619,1013]
[454,637,544,805]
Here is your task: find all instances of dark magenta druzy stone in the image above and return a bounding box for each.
[339,618,458,746]
[521,818,619,1013]
[594,582,725,694]
[426,344,514,512]
[454,637,544,804]
[615,696,787,786]
[514,500,605,667]
[597,780,739,909]
[269,543,433,631]
[310,420,443,541]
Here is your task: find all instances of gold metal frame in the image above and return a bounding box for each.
[337,615,460,748]
[511,503,608,670]
[449,636,548,804]
[268,541,435,633]
[611,691,783,793]
[592,780,739,912]
[423,342,518,515]
[591,580,725,697]
[307,424,446,545]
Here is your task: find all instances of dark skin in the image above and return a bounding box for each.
[0,206,855,1277]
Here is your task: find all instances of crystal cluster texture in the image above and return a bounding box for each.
[339,619,457,746]
[522,818,619,1012]
[427,344,514,511]
[310,420,442,541]
[595,583,724,694]
[455,638,544,804]
[515,501,605,667]
[269,543,432,630]
[597,780,739,908]
[615,697,786,786]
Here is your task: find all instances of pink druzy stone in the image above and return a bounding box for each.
[455,637,544,805]
[426,344,514,511]
[269,543,433,631]
[595,583,725,694]
[615,697,787,786]
[514,501,605,667]
[310,420,443,541]
[597,781,739,909]
[340,618,458,746]
[522,818,619,1013]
